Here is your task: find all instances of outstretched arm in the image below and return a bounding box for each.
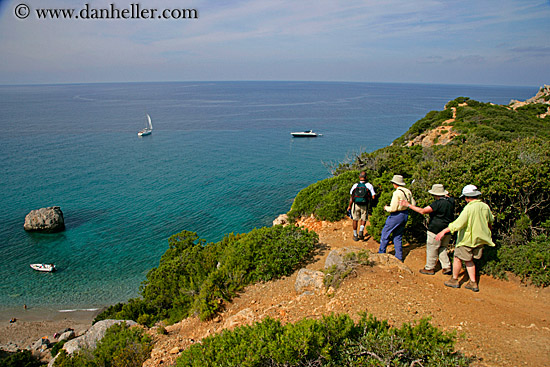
[400,200,433,215]
[435,227,451,241]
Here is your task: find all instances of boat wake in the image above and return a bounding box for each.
[58,308,100,313]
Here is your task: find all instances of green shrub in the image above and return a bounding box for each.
[96,226,318,325]
[287,170,360,222]
[53,323,152,367]
[483,218,550,286]
[516,103,549,116]
[0,350,44,367]
[195,225,318,320]
[51,340,67,358]
[176,314,472,366]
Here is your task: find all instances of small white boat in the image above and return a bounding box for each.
[138,114,153,136]
[30,263,56,272]
[291,130,322,137]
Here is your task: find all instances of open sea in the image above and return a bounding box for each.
[0,81,536,316]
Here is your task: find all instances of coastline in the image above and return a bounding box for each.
[0,307,101,351]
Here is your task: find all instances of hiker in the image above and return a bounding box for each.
[401,184,454,275]
[347,171,375,241]
[377,175,415,261]
[435,184,494,292]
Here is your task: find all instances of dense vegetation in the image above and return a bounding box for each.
[290,96,550,286]
[53,323,152,367]
[0,350,44,367]
[95,225,318,325]
[176,313,472,366]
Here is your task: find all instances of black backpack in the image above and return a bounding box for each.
[353,182,371,204]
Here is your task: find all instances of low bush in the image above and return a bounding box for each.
[53,323,152,367]
[0,350,44,367]
[51,340,67,358]
[287,170,359,222]
[176,313,472,366]
[483,218,550,286]
[96,225,318,325]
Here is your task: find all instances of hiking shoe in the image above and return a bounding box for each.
[419,268,435,275]
[444,277,460,288]
[358,233,364,241]
[442,268,452,275]
[465,281,479,292]
[353,235,359,242]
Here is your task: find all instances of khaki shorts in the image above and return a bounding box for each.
[351,203,368,221]
[454,245,484,262]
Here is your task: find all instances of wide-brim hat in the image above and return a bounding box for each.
[390,175,406,186]
[428,184,448,196]
[460,184,482,197]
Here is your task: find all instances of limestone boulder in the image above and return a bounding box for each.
[324,247,364,271]
[222,308,256,330]
[369,253,413,274]
[24,206,65,233]
[62,320,136,355]
[58,329,76,342]
[272,214,289,226]
[295,268,325,295]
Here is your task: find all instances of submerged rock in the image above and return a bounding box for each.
[24,206,65,233]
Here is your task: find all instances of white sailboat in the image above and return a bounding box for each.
[138,114,153,136]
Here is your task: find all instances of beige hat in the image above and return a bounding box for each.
[428,184,448,196]
[390,175,406,186]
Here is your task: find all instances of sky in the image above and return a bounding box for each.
[0,0,549,86]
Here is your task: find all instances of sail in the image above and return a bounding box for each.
[147,114,153,130]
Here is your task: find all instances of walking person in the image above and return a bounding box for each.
[401,184,454,275]
[377,175,415,261]
[347,171,375,241]
[435,185,495,292]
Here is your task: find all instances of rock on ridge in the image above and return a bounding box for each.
[509,85,550,115]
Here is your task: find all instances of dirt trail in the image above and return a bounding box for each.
[145,218,550,367]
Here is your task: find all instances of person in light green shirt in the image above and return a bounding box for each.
[436,184,494,292]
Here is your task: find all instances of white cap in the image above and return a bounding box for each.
[460,184,482,197]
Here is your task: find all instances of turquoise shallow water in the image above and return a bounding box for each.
[0,81,536,313]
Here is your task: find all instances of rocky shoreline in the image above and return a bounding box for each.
[0,308,99,362]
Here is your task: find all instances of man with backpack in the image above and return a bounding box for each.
[347,171,376,241]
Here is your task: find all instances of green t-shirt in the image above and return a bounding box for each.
[449,199,495,248]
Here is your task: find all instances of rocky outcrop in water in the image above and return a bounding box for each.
[24,206,65,233]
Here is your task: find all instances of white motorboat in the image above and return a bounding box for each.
[291,130,322,137]
[30,263,56,272]
[138,114,153,136]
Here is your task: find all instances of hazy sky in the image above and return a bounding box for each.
[1,0,549,86]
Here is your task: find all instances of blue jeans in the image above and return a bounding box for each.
[378,210,408,261]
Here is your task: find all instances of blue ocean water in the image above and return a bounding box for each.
[0,81,536,313]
